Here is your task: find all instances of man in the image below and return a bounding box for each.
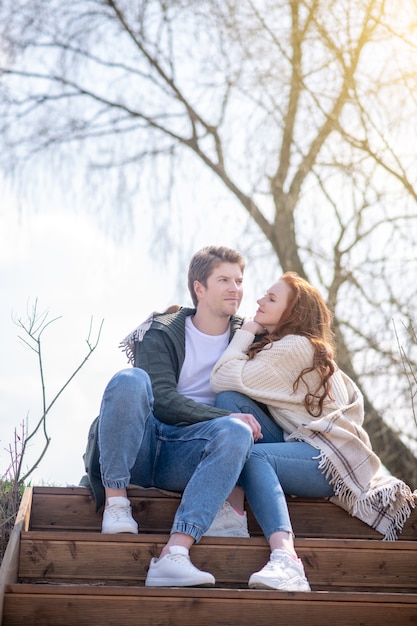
[84,246,263,587]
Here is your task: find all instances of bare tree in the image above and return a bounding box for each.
[1,0,417,483]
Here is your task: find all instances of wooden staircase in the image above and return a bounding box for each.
[1,486,417,625]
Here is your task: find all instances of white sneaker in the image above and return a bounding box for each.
[145,546,215,587]
[101,496,138,534]
[249,549,311,591]
[204,501,250,537]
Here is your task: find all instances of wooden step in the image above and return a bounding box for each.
[3,585,417,626]
[17,532,417,593]
[28,486,417,540]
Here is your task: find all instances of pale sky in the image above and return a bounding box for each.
[0,179,270,487]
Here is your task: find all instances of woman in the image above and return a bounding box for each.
[211,272,415,591]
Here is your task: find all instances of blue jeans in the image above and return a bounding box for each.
[98,369,254,542]
[214,391,285,443]
[214,391,334,539]
[240,442,335,538]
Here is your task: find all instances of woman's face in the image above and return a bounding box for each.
[254,279,291,333]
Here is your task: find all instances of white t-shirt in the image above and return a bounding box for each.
[177,316,230,406]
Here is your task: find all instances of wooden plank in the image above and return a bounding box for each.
[29,487,100,532]
[17,532,417,592]
[300,538,417,592]
[3,585,417,626]
[30,486,417,540]
[277,498,383,540]
[0,487,32,623]
[29,487,181,533]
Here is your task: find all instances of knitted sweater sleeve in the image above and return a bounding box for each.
[210,330,314,407]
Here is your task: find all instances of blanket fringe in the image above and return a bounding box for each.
[317,451,415,540]
[119,313,157,365]
[119,306,182,365]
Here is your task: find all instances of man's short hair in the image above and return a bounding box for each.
[188,246,245,307]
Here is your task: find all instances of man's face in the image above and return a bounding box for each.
[195,262,244,318]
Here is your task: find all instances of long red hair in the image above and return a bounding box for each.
[247,272,336,417]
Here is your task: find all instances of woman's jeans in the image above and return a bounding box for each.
[98,369,254,543]
[215,391,335,539]
[214,391,285,443]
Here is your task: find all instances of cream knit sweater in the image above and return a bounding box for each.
[211,330,356,437]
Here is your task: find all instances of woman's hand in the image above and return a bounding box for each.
[242,319,267,335]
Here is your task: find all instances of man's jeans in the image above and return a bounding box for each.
[98,369,254,542]
[215,391,334,538]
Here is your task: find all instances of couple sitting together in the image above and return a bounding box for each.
[83,245,415,592]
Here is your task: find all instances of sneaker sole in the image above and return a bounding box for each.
[145,578,215,587]
[249,578,311,591]
[101,527,138,534]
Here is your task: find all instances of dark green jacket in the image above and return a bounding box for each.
[135,307,243,424]
[83,308,243,509]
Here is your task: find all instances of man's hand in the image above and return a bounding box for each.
[230,412,263,441]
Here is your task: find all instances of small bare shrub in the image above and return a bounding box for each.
[0,301,102,562]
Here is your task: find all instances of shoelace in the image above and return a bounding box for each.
[107,505,130,520]
[166,553,191,565]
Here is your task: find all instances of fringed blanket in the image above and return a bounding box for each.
[288,373,416,540]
